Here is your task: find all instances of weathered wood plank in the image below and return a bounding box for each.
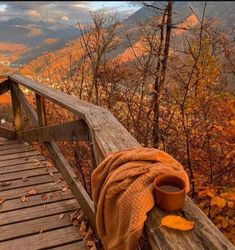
[0,199,78,225]
[17,120,89,142]
[0,145,34,156]
[36,94,47,126]
[10,83,23,132]
[0,155,45,167]
[0,182,64,200]
[0,168,58,183]
[0,142,29,150]
[45,141,96,229]
[0,150,40,161]
[0,173,62,193]
[0,190,73,213]
[0,160,47,175]
[0,211,74,242]
[11,83,38,125]
[146,196,235,250]
[0,79,10,95]
[0,126,15,140]
[0,139,20,145]
[50,241,88,250]
[0,226,83,250]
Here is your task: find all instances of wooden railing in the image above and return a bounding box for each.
[0,74,233,250]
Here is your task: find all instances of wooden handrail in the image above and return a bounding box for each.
[0,74,233,249]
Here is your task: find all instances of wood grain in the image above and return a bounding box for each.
[17,120,89,142]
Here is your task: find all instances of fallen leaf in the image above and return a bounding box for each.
[87,240,95,248]
[49,172,54,176]
[43,204,46,210]
[160,215,195,231]
[79,221,87,237]
[41,193,47,201]
[39,227,43,234]
[21,196,27,203]
[22,176,28,182]
[76,212,85,223]
[59,213,64,219]
[33,159,39,163]
[34,162,40,166]
[28,189,37,195]
[0,198,5,205]
[62,187,68,192]
[210,196,226,209]
[0,182,11,187]
[46,162,52,167]
[54,179,62,184]
[84,228,93,240]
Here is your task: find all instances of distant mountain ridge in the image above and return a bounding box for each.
[1,1,234,68]
[0,17,80,66]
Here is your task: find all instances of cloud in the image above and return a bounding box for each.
[0,1,140,24]
[62,16,69,21]
[26,10,41,17]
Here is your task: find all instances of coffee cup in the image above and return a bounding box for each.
[153,175,186,212]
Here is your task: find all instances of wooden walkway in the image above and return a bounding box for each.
[0,138,87,250]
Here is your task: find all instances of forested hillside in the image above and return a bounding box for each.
[1,1,235,244]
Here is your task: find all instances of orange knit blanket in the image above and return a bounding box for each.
[92,147,190,250]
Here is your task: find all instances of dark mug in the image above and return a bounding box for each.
[153,175,186,212]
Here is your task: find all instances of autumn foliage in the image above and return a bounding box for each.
[2,5,234,245]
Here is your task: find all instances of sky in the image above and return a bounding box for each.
[0,1,141,24]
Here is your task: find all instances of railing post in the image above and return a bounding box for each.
[10,83,23,132]
[36,94,47,127]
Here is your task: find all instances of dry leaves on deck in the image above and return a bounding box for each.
[0,198,5,205]
[160,215,195,231]
[28,189,37,195]
[0,182,11,187]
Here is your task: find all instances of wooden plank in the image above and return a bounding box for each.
[10,83,23,132]
[0,142,29,150]
[0,150,40,161]
[0,199,79,225]
[0,190,73,213]
[0,168,59,184]
[146,196,235,250]
[45,141,96,229]
[0,139,20,145]
[36,94,47,126]
[0,182,64,200]
[0,211,74,242]
[11,83,38,125]
[0,161,47,174]
[0,155,45,167]
[0,126,15,140]
[0,226,83,250]
[0,173,62,193]
[0,79,10,95]
[17,120,89,142]
[0,145,34,156]
[50,241,88,250]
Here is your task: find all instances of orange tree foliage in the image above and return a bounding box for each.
[18,13,235,243]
